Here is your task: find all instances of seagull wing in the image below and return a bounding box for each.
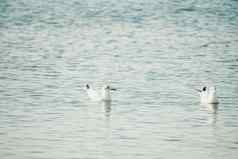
[86,87,101,101]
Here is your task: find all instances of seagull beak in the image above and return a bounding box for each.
[194,89,202,92]
[110,88,117,91]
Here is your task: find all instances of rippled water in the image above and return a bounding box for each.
[0,0,238,158]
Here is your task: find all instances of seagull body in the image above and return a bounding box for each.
[85,84,116,102]
[101,86,111,101]
[198,86,219,104]
[85,84,101,101]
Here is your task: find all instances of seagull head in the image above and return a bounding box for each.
[202,86,207,92]
[103,85,116,91]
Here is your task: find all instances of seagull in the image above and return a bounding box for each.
[196,86,219,104]
[85,84,116,102]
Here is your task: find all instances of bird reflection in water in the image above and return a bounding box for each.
[103,101,111,116]
[204,103,219,125]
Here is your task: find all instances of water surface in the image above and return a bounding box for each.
[0,0,238,158]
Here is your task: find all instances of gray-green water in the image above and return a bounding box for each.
[0,0,238,158]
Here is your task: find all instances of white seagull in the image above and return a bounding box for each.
[85,84,116,102]
[196,86,219,104]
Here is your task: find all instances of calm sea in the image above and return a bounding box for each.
[0,0,238,158]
